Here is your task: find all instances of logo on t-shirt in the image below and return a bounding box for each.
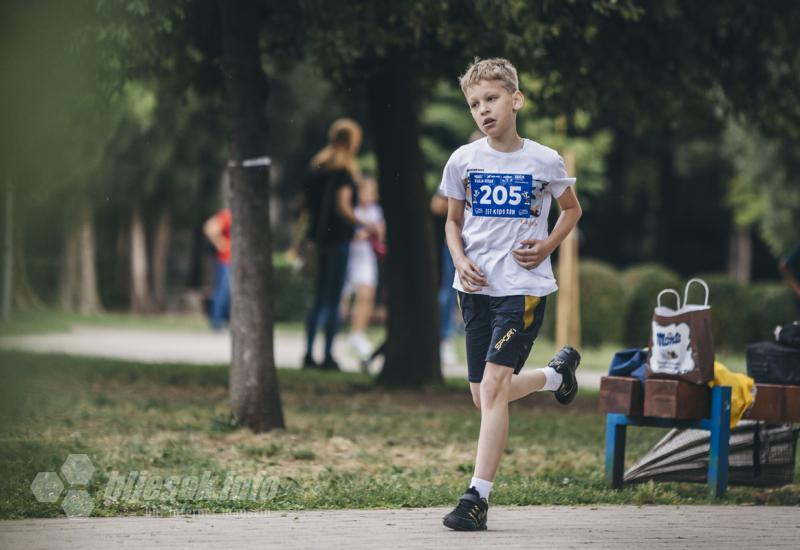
[469,173,547,218]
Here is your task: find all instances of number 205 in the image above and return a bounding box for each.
[477,184,522,206]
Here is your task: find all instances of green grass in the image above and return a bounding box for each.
[0,350,795,519]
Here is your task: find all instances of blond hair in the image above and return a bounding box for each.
[458,57,519,95]
[310,118,363,180]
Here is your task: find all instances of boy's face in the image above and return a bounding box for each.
[465,79,523,139]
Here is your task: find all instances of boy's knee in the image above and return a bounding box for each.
[472,395,481,409]
[480,366,511,405]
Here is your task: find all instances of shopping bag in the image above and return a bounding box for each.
[647,278,715,384]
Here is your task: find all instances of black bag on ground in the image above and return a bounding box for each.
[746,342,800,385]
[776,322,800,349]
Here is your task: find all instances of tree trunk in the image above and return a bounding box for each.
[219,0,284,432]
[113,221,129,308]
[2,179,13,321]
[365,51,442,387]
[59,212,79,310]
[727,224,752,284]
[58,199,101,313]
[76,201,102,314]
[130,201,152,313]
[151,206,171,311]
[13,232,44,311]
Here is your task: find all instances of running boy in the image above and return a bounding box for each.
[440,58,582,531]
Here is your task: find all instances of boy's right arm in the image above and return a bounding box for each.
[445,198,487,292]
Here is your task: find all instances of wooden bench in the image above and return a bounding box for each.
[603,384,732,498]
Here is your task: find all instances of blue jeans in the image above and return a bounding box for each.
[305,242,350,360]
[438,240,457,340]
[211,260,230,329]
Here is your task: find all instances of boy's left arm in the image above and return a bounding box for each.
[512,187,582,269]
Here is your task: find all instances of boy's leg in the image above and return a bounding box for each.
[507,370,546,401]
[473,363,513,481]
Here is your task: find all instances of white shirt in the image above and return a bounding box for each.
[438,137,575,297]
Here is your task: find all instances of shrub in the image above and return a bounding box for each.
[692,273,749,353]
[621,264,682,347]
[272,255,313,322]
[579,260,625,346]
[543,259,624,347]
[746,283,797,343]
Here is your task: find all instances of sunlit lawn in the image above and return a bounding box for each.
[1,350,796,520]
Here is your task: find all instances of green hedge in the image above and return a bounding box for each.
[272,256,313,322]
[746,283,796,342]
[621,264,682,347]
[579,260,625,346]
[543,259,624,347]
[692,273,749,352]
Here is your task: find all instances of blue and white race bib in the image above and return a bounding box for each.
[469,173,533,218]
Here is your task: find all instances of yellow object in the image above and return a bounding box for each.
[708,361,755,428]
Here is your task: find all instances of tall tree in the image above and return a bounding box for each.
[219,0,284,431]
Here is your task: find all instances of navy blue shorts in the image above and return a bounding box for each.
[457,292,547,383]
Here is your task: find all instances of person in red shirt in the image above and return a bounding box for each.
[203,208,231,329]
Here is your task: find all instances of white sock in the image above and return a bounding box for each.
[469,477,493,500]
[538,366,563,391]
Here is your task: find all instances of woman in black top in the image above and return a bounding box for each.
[303,118,378,370]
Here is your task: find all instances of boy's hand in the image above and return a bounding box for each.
[512,239,552,270]
[455,256,488,292]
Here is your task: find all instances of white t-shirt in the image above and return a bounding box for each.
[438,137,575,297]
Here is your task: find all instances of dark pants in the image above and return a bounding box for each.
[305,242,350,360]
[438,240,457,340]
[210,260,230,329]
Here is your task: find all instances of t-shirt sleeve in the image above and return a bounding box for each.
[548,154,576,199]
[438,152,466,200]
[214,209,232,232]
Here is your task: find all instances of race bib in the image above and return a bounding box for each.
[469,173,533,218]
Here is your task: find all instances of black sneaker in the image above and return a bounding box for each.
[302,354,319,369]
[320,356,341,371]
[442,487,488,531]
[548,345,581,405]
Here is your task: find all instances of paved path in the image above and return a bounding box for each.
[2,505,799,549]
[0,326,603,388]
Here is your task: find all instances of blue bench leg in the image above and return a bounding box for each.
[605,414,627,489]
[707,386,731,498]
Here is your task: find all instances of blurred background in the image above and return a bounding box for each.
[2,0,800,518]
[1,0,799,349]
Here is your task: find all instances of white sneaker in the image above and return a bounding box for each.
[349,332,373,360]
[440,341,457,365]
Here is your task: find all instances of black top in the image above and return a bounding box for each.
[304,168,357,245]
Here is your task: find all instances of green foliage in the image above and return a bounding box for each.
[723,121,800,257]
[272,256,313,322]
[745,283,797,343]
[621,264,682,347]
[578,260,625,347]
[692,274,749,352]
[545,259,624,347]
